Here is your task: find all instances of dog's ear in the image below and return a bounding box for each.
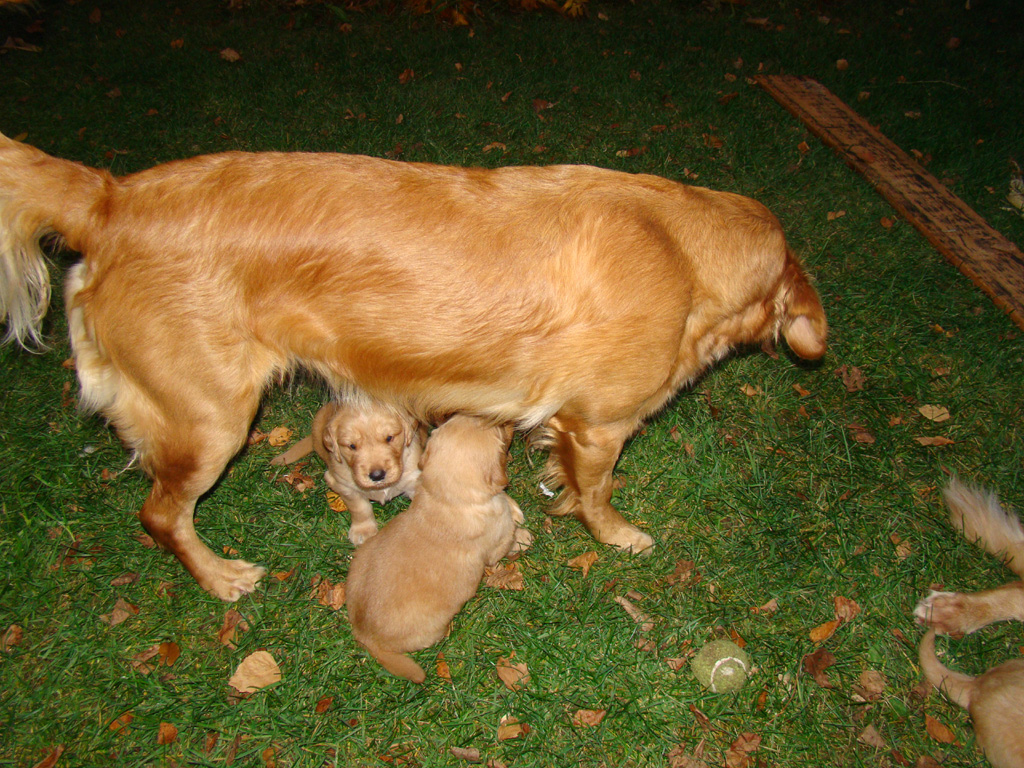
[322,428,336,453]
[779,250,827,360]
[487,453,509,492]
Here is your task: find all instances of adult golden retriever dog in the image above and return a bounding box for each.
[0,132,827,601]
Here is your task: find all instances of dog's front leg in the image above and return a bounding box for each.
[915,582,1024,636]
[331,483,378,546]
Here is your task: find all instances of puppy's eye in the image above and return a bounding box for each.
[348,443,357,451]
[385,435,394,443]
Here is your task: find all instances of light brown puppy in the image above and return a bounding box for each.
[271,398,424,545]
[915,480,1024,768]
[346,415,522,683]
[0,134,827,601]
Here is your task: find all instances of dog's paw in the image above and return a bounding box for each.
[348,521,379,547]
[605,525,655,555]
[206,559,267,602]
[509,525,535,554]
[914,590,974,636]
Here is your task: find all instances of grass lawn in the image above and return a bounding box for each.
[1,0,1023,766]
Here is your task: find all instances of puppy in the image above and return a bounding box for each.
[915,479,1024,768]
[346,415,523,683]
[271,398,424,545]
[0,134,826,600]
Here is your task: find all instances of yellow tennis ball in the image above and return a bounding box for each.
[690,639,750,693]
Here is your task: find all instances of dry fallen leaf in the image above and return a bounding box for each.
[450,746,481,762]
[436,652,452,681]
[914,436,955,447]
[858,724,887,749]
[614,595,654,632]
[496,715,528,741]
[157,722,178,745]
[852,669,887,702]
[846,423,876,445]
[30,745,65,768]
[918,405,950,422]
[925,714,959,744]
[724,732,761,768]
[325,490,348,512]
[571,708,607,727]
[836,364,867,392]
[803,647,837,688]
[484,561,524,590]
[109,711,133,735]
[496,656,530,691]
[228,651,281,694]
[833,596,861,623]
[100,597,139,627]
[2,624,23,652]
[740,383,761,397]
[266,426,293,447]
[315,696,333,713]
[310,577,346,610]
[827,210,846,221]
[218,609,250,648]
[567,551,599,577]
[668,740,709,768]
[751,598,779,615]
[220,48,241,63]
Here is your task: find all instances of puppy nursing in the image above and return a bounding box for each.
[0,133,826,600]
[346,416,523,683]
[915,480,1024,768]
[272,398,423,545]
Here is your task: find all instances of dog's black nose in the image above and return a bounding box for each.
[369,469,387,483]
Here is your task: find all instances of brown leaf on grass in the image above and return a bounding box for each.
[482,142,507,153]
[846,423,876,444]
[266,426,293,447]
[916,755,943,768]
[496,656,530,691]
[835,364,866,392]
[663,559,702,589]
[792,383,811,397]
[614,595,654,632]
[325,490,347,512]
[834,596,861,623]
[567,551,599,577]
[109,711,134,735]
[914,436,955,447]
[668,740,709,768]
[809,619,840,644]
[159,641,181,667]
[924,714,959,744]
[484,561,524,590]
[2,624,23,652]
[880,216,895,229]
[751,598,779,615]
[739,383,761,397]
[130,644,161,674]
[309,577,346,610]
[702,133,724,149]
[218,609,250,648]
[836,58,849,70]
[398,68,415,84]
[315,696,333,713]
[281,466,316,492]
[571,708,607,727]
[803,647,837,688]
[110,572,139,586]
[30,745,65,768]
[532,98,554,114]
[724,732,761,768]
[852,669,887,702]
[918,405,950,422]
[101,598,139,627]
[450,746,481,762]
[220,48,241,63]
[436,652,452,681]
[228,651,281,694]
[827,210,846,221]
[858,724,887,749]
[689,703,711,730]
[157,722,178,745]
[496,715,528,741]
[271,568,294,581]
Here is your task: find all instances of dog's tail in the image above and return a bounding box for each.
[270,436,315,466]
[919,628,976,710]
[360,640,427,684]
[0,131,111,348]
[775,248,828,361]
[945,478,1024,580]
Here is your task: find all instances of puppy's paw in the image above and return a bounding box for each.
[206,559,267,602]
[510,525,535,554]
[914,590,974,636]
[348,520,379,547]
[605,525,655,555]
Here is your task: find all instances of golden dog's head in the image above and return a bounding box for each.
[418,415,513,504]
[323,401,416,491]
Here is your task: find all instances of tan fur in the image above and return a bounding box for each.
[915,480,1024,768]
[345,416,522,683]
[0,132,826,600]
[271,398,424,545]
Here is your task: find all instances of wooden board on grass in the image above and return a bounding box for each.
[757,74,1024,331]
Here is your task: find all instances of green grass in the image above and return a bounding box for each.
[2,0,1023,765]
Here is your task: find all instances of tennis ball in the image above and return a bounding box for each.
[690,639,750,693]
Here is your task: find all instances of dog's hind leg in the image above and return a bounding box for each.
[545,418,654,554]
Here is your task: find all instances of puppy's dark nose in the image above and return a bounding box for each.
[369,469,387,483]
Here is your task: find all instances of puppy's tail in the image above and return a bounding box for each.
[270,436,314,466]
[775,248,827,361]
[919,628,976,710]
[361,641,427,684]
[945,478,1024,580]
[0,131,111,348]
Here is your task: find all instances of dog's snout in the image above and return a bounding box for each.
[369,468,387,483]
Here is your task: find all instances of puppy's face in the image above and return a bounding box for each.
[419,416,512,502]
[323,405,414,491]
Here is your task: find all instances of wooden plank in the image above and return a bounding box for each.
[757,74,1024,331]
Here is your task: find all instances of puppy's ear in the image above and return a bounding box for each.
[322,428,336,452]
[779,250,827,360]
[487,454,509,492]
